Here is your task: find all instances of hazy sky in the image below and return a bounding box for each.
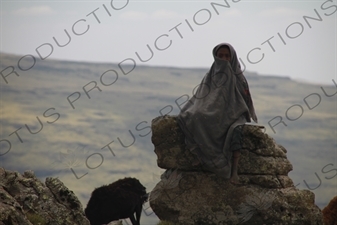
[1,0,336,84]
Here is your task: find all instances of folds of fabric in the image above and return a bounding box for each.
[177,43,257,179]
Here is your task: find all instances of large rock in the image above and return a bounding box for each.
[0,168,90,225]
[150,115,324,225]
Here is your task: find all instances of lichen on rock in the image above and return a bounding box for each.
[149,115,324,225]
[0,167,90,225]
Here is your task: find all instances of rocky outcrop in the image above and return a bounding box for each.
[0,168,90,225]
[149,115,324,225]
[322,196,337,225]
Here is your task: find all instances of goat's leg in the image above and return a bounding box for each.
[129,214,138,225]
[135,203,142,225]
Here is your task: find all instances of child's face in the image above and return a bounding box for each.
[216,47,231,61]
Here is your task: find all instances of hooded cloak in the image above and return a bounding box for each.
[177,43,257,178]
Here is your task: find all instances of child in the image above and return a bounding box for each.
[177,43,257,184]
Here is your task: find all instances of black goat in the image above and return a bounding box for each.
[85,177,148,225]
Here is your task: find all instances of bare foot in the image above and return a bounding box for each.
[230,175,241,185]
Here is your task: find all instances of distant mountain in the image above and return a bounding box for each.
[0,52,336,224]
